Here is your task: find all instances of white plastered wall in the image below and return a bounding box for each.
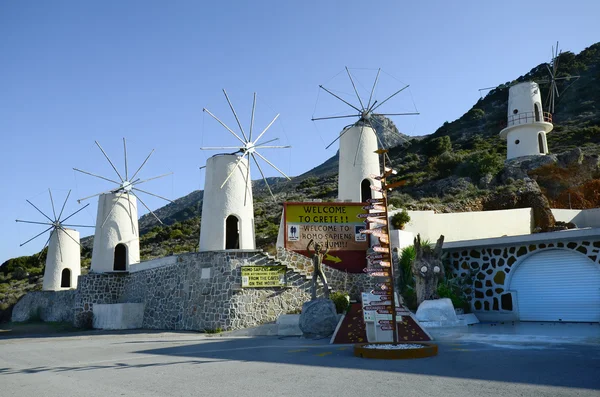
[43,228,81,290]
[338,123,383,202]
[91,192,140,273]
[552,208,600,228]
[199,154,255,251]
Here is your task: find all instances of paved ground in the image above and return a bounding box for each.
[1,330,599,397]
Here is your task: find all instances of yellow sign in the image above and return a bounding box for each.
[241,266,287,288]
[284,202,369,252]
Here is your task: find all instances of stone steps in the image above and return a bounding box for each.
[257,250,331,290]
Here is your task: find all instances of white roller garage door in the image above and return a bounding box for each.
[510,249,600,322]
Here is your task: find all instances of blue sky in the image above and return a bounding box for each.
[1,0,598,263]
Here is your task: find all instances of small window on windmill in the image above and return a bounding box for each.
[515,139,520,145]
[513,109,519,114]
[61,268,71,288]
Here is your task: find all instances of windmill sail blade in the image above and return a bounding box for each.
[123,138,129,180]
[200,146,245,151]
[223,89,248,142]
[62,224,95,228]
[250,153,274,197]
[56,228,63,262]
[375,112,420,116]
[367,119,393,165]
[37,234,52,262]
[256,137,279,146]
[20,226,54,247]
[254,151,291,180]
[366,68,381,110]
[95,141,124,182]
[244,155,251,206]
[345,67,365,110]
[220,153,247,189]
[133,172,173,186]
[318,85,362,113]
[15,220,54,226]
[126,193,137,234]
[48,189,57,220]
[57,189,71,220]
[26,200,54,223]
[254,145,291,149]
[73,168,121,186]
[354,123,365,166]
[131,191,163,225]
[253,114,280,145]
[132,187,173,203]
[203,108,246,145]
[326,126,353,150]
[61,203,90,224]
[311,114,360,121]
[371,85,409,113]
[249,92,256,142]
[130,149,155,182]
[77,188,117,203]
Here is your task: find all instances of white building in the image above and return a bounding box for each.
[199,154,255,251]
[500,82,553,160]
[338,120,383,202]
[42,228,81,290]
[91,193,140,273]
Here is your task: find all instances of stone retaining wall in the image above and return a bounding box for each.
[12,290,76,323]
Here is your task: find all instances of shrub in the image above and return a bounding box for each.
[424,136,452,157]
[330,291,350,314]
[204,327,223,334]
[457,151,504,180]
[390,209,410,229]
[169,229,184,240]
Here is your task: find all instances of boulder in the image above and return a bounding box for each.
[415,298,460,327]
[299,299,339,338]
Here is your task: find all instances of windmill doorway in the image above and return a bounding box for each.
[538,133,546,154]
[225,215,240,249]
[61,268,71,288]
[361,179,372,203]
[114,243,127,271]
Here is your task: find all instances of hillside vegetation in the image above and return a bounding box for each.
[2,42,599,322]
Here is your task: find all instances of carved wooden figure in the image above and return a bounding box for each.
[412,234,445,306]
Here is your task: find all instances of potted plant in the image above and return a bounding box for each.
[391,209,411,230]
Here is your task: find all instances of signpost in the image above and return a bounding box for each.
[283,202,369,272]
[241,266,287,288]
[359,149,405,345]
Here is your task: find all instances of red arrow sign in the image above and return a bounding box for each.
[367,217,388,225]
[378,320,393,325]
[383,180,407,190]
[370,290,390,295]
[379,295,392,301]
[377,309,393,314]
[357,212,386,219]
[379,235,390,244]
[371,260,391,267]
[367,253,385,260]
[367,198,385,204]
[380,325,394,331]
[372,245,390,253]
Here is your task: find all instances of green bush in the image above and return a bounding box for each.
[330,291,350,314]
[457,151,504,180]
[423,136,452,157]
[390,209,410,229]
[169,229,184,240]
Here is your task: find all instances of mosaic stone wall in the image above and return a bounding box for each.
[74,249,373,331]
[448,239,600,314]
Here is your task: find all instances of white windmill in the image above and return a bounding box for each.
[16,189,92,290]
[312,67,419,202]
[481,42,581,160]
[199,90,291,251]
[74,139,173,273]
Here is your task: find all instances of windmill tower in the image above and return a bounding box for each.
[499,43,579,160]
[313,68,418,202]
[74,139,173,272]
[200,90,291,251]
[16,189,92,290]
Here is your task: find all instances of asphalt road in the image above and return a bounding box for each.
[0,331,598,397]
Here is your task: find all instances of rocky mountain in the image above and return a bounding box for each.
[2,42,599,322]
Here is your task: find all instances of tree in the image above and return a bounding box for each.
[412,234,445,306]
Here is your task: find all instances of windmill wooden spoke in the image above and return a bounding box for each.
[57,189,71,220]
[131,191,163,225]
[58,225,83,247]
[375,112,420,116]
[26,200,54,223]
[20,226,54,247]
[37,234,52,262]
[254,151,291,180]
[95,141,124,182]
[223,89,248,142]
[220,153,248,189]
[56,228,63,261]
[371,85,409,112]
[253,114,280,145]
[77,188,117,203]
[244,153,251,206]
[73,168,121,186]
[249,92,256,142]
[366,68,381,110]
[311,114,360,121]
[130,149,154,181]
[318,85,362,113]
[345,67,365,110]
[367,119,393,165]
[61,203,90,224]
[325,127,351,150]
[366,100,378,114]
[132,187,174,203]
[123,138,129,180]
[254,145,291,149]
[134,172,173,186]
[200,146,246,151]
[48,189,58,220]
[101,191,124,228]
[354,123,365,166]
[62,224,95,228]
[15,220,54,226]
[256,137,279,146]
[127,193,136,234]
[203,108,246,145]
[250,153,274,197]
